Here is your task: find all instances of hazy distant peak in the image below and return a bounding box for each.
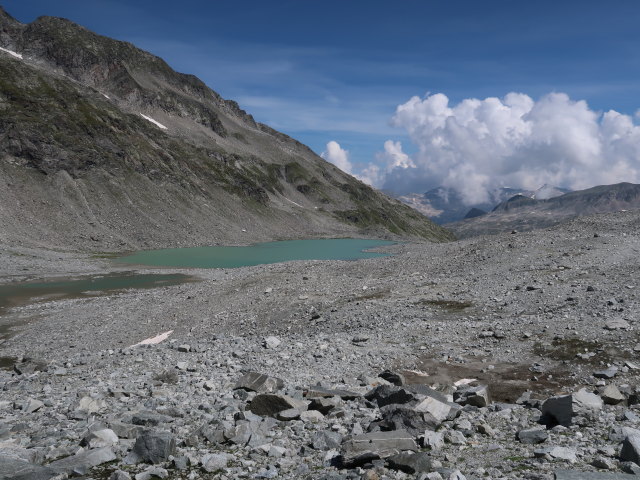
[533,184,569,200]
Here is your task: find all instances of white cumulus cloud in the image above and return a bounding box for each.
[321,140,353,174]
[379,92,640,205]
[376,140,415,170]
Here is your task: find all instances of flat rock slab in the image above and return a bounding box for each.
[414,396,452,424]
[604,319,630,330]
[404,384,449,404]
[517,428,548,444]
[594,367,619,379]
[364,385,418,407]
[248,394,307,417]
[454,384,491,407]
[0,456,57,480]
[535,446,577,463]
[601,385,626,405]
[48,447,116,475]
[378,405,439,436]
[386,452,432,474]
[620,432,640,464]
[131,411,175,426]
[343,430,417,459]
[542,389,603,426]
[555,470,636,479]
[129,430,176,464]
[234,372,284,393]
[305,386,361,400]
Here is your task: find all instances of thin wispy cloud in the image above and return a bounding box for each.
[127,37,420,138]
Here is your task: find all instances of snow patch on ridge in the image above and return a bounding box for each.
[0,46,23,59]
[284,197,304,208]
[140,113,167,130]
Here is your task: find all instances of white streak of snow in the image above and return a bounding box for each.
[0,46,23,60]
[284,197,304,208]
[454,378,478,387]
[102,93,110,99]
[140,113,167,130]
[132,330,173,347]
[404,369,429,377]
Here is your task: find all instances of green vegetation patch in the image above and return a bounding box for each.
[532,337,625,364]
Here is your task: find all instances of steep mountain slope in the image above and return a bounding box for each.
[449,182,640,238]
[0,7,453,251]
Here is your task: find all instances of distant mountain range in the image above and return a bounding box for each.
[448,182,640,238]
[0,7,452,251]
[396,184,569,225]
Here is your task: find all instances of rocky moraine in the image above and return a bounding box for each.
[3,210,640,480]
[1,5,640,480]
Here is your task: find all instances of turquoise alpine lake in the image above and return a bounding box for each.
[115,238,396,269]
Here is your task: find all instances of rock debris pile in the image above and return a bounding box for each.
[3,211,640,479]
[4,338,640,480]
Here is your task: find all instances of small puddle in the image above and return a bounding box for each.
[0,355,16,370]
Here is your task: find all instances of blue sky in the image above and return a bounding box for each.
[5,1,640,197]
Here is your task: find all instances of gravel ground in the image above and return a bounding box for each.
[2,210,640,479]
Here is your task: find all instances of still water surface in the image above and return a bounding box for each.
[0,272,194,318]
[116,238,395,269]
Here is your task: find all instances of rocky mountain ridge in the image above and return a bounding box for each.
[449,182,640,238]
[0,7,452,251]
[397,185,569,226]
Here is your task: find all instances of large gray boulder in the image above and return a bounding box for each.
[377,405,440,435]
[454,385,491,407]
[131,411,174,426]
[601,385,625,405]
[378,370,406,386]
[423,430,445,450]
[234,372,284,393]
[534,446,577,463]
[201,453,230,473]
[386,452,432,473]
[81,428,119,449]
[621,431,640,465]
[224,418,277,447]
[555,470,637,479]
[517,428,548,444]
[541,388,603,426]
[413,396,454,424]
[305,386,361,401]
[48,447,116,475]
[247,394,307,417]
[312,431,342,450]
[341,430,417,467]
[77,396,107,414]
[127,430,176,464]
[0,455,57,480]
[308,396,342,414]
[364,385,418,407]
